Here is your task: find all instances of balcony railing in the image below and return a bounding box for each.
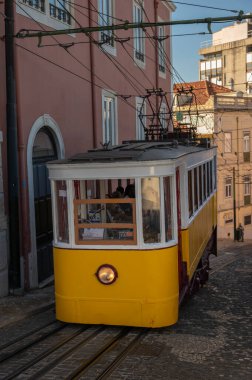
[159,64,165,73]
[215,95,252,110]
[100,32,114,47]
[21,0,45,12]
[135,50,144,62]
[49,4,71,25]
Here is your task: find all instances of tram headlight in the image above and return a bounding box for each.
[95,264,118,285]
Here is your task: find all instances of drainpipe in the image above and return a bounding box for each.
[5,0,21,289]
[88,0,97,148]
[16,78,30,289]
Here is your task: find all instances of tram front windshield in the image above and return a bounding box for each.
[54,176,174,246]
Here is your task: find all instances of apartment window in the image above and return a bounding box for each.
[244,215,251,225]
[224,132,232,153]
[244,175,251,205]
[102,92,117,145]
[158,26,166,74]
[21,0,45,12]
[133,1,145,63]
[19,1,73,27]
[200,53,222,83]
[98,0,114,47]
[243,131,250,162]
[49,1,71,24]
[136,97,146,140]
[225,177,232,198]
[224,212,233,224]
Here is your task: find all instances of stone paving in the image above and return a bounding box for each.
[107,240,252,379]
[0,284,54,328]
[0,239,251,379]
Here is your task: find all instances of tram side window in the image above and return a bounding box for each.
[199,165,203,206]
[203,164,207,201]
[73,179,137,244]
[209,161,213,193]
[164,176,173,241]
[188,170,193,218]
[207,162,210,197]
[213,156,217,190]
[193,167,198,211]
[55,180,69,243]
[141,177,161,243]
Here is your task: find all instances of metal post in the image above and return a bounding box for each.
[5,0,21,289]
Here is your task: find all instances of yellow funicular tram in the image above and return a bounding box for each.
[48,138,217,328]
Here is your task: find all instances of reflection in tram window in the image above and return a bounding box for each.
[188,170,193,218]
[73,179,136,244]
[199,165,203,206]
[193,167,198,211]
[164,177,173,241]
[141,177,161,243]
[55,180,69,243]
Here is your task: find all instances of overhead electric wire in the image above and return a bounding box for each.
[164,1,239,13]
[84,0,156,90]
[14,0,140,112]
[14,1,115,92]
[13,0,252,146]
[56,0,155,102]
[65,0,127,23]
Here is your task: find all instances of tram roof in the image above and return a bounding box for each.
[50,140,215,165]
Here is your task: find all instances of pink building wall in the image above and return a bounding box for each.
[2,0,175,290]
[0,1,8,296]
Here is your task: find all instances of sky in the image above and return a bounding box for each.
[171,0,252,83]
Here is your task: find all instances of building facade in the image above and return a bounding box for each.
[216,94,252,240]
[199,19,252,93]
[1,0,176,294]
[0,2,8,297]
[174,81,252,240]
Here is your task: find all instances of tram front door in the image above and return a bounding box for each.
[33,128,57,283]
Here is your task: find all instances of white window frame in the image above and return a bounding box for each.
[17,0,73,29]
[136,97,146,140]
[225,177,232,198]
[133,1,145,67]
[98,0,116,56]
[224,132,232,153]
[158,23,166,78]
[244,175,251,196]
[243,131,250,152]
[102,90,118,146]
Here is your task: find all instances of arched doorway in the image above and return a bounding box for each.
[27,114,65,288]
[33,128,57,283]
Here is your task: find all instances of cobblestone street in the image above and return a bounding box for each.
[107,241,251,380]
[0,240,251,379]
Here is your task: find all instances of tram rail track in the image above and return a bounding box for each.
[0,320,66,363]
[0,248,248,379]
[0,318,148,380]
